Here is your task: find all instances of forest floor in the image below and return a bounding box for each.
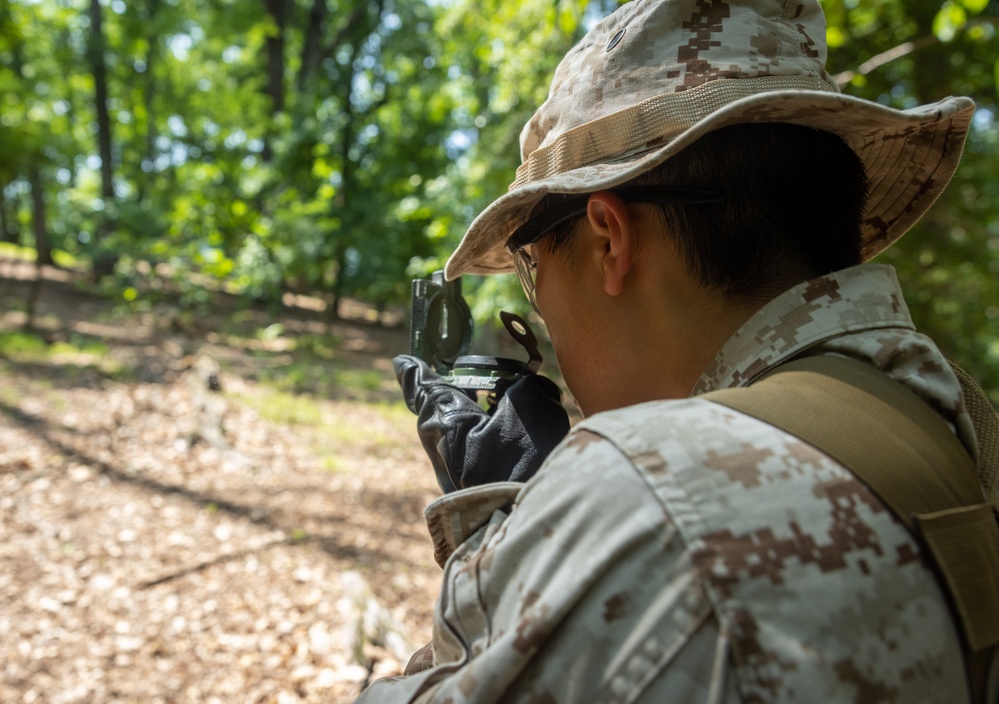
[0,257,448,703]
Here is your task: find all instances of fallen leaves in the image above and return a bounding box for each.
[1,348,442,703]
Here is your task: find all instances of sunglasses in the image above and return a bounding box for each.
[504,186,724,313]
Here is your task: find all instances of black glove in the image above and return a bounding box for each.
[393,355,571,493]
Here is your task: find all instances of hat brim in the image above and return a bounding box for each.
[444,90,975,280]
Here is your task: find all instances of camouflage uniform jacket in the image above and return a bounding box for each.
[357,264,977,703]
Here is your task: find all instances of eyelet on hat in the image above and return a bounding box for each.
[606,28,626,51]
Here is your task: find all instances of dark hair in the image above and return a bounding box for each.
[535,123,869,302]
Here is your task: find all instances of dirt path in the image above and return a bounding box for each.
[1,261,444,703]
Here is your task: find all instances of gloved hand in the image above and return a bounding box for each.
[393,355,571,493]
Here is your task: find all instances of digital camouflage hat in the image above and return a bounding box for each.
[444,0,975,280]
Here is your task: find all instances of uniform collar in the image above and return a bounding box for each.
[692,264,913,396]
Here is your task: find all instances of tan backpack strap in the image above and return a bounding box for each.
[703,355,999,656]
[949,361,999,510]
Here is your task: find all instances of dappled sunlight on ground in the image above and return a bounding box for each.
[1,262,444,703]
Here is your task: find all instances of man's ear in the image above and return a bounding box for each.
[586,190,635,297]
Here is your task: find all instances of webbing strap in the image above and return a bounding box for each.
[950,361,999,509]
[703,355,999,655]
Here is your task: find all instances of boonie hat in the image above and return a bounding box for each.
[444,0,975,280]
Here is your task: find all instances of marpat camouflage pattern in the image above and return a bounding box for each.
[355,264,979,703]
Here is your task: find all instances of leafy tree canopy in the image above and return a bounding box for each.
[2,0,997,400]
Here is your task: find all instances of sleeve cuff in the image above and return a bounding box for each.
[425,482,523,567]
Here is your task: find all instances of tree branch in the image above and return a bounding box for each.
[317,5,370,70]
[833,18,998,87]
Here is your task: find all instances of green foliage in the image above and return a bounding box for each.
[233,386,411,456]
[429,0,591,250]
[0,329,110,360]
[2,0,997,400]
[0,329,124,380]
[3,0,456,310]
[822,0,999,401]
[0,330,48,358]
[238,386,326,426]
[0,242,80,268]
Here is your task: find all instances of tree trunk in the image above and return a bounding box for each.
[261,0,288,163]
[27,165,52,267]
[0,187,19,245]
[296,0,328,96]
[25,164,49,330]
[89,0,113,204]
[907,3,953,106]
[88,0,114,246]
[137,0,161,204]
[324,0,384,318]
[328,242,347,321]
